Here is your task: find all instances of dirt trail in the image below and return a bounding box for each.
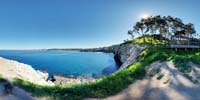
[86,61,200,100]
[0,83,52,100]
[0,84,35,100]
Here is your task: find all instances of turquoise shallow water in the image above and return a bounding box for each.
[0,50,118,78]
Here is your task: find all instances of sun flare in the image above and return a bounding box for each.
[141,14,149,19]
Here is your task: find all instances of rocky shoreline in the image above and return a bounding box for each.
[0,42,143,86]
[53,75,96,86]
[0,57,97,86]
[0,57,54,85]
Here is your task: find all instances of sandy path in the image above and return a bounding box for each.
[0,83,35,100]
[0,82,53,100]
[86,61,200,100]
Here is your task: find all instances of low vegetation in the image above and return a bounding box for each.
[131,35,167,46]
[12,47,200,100]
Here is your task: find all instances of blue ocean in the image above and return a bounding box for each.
[0,50,118,78]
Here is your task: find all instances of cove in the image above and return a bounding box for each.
[0,50,119,78]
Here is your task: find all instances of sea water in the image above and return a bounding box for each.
[0,50,118,78]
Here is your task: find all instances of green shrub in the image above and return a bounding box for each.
[191,54,200,64]
[132,36,167,46]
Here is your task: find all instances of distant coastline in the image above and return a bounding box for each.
[0,44,120,53]
[0,47,114,53]
[46,47,114,53]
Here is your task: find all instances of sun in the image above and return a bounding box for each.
[140,14,150,19]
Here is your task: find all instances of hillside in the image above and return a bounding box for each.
[0,43,199,100]
[0,36,200,100]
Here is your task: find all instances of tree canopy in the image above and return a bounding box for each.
[128,15,198,40]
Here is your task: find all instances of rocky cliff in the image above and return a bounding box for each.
[77,42,144,69]
[113,43,144,68]
[0,57,54,85]
[79,42,144,69]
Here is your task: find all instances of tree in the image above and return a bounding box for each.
[128,15,197,45]
[164,16,174,39]
[127,30,134,39]
[134,22,146,42]
[183,23,196,38]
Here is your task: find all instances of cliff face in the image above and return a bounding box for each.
[113,43,144,68]
[79,42,144,69]
[0,57,53,85]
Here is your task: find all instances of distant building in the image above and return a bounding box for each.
[170,34,200,49]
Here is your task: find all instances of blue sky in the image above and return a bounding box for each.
[0,0,200,49]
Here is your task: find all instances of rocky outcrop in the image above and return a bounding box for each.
[0,57,54,86]
[113,43,144,68]
[36,70,49,81]
[53,75,96,86]
[74,42,144,69]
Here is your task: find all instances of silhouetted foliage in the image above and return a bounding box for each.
[127,15,199,45]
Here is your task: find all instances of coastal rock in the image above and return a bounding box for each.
[0,57,54,86]
[114,43,144,68]
[36,70,49,81]
[53,75,96,85]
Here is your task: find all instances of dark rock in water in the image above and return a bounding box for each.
[49,75,56,82]
[102,65,118,75]
[92,73,102,78]
[114,54,123,66]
